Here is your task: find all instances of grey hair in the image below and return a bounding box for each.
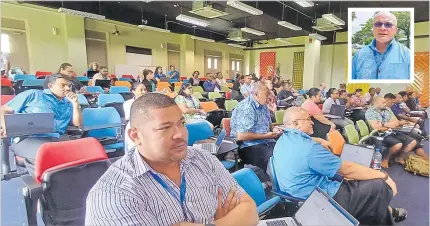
[374,11,397,26]
[252,82,269,95]
[46,73,69,85]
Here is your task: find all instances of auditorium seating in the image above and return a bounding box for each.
[109,86,130,94]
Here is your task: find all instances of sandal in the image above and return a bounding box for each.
[392,207,407,223]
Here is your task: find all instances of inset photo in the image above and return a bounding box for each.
[348,8,414,83]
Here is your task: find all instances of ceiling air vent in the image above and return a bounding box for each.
[227,29,249,42]
[312,18,342,32]
[190,1,228,19]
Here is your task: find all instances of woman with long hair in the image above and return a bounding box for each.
[175,83,212,126]
[154,66,166,81]
[322,88,354,128]
[188,71,201,86]
[123,82,147,121]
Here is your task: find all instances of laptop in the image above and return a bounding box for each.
[95,79,111,89]
[258,187,359,226]
[159,77,169,82]
[393,119,421,134]
[86,71,97,79]
[340,143,375,167]
[325,104,346,119]
[193,129,226,154]
[4,113,55,137]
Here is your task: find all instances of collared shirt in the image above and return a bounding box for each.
[203,81,220,92]
[363,93,375,104]
[92,73,110,85]
[322,97,341,114]
[154,73,166,80]
[168,70,179,80]
[352,39,410,80]
[231,96,274,148]
[350,95,365,107]
[365,107,397,125]
[44,75,83,93]
[174,95,202,124]
[301,99,321,116]
[240,83,253,96]
[277,90,293,101]
[273,128,342,200]
[391,103,405,116]
[85,147,244,226]
[6,89,73,138]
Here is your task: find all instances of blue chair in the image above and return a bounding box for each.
[298,90,305,95]
[77,76,89,82]
[232,168,281,217]
[13,74,36,82]
[77,94,90,106]
[185,121,214,146]
[84,86,104,93]
[183,79,189,84]
[82,107,124,153]
[97,94,124,107]
[119,78,132,82]
[110,86,130,94]
[22,79,44,90]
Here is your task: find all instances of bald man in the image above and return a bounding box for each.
[273,107,406,225]
[365,96,417,168]
[231,83,282,173]
[352,11,411,80]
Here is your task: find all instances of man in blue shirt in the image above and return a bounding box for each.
[167,64,179,81]
[352,11,410,80]
[231,83,281,173]
[203,74,221,92]
[1,73,82,177]
[273,106,406,225]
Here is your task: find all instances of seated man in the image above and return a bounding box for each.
[350,89,366,107]
[92,66,110,85]
[203,74,221,92]
[231,83,282,173]
[363,87,376,105]
[338,90,351,109]
[239,75,253,98]
[273,107,406,225]
[277,81,294,105]
[365,96,418,168]
[386,93,424,128]
[85,93,259,225]
[1,73,82,177]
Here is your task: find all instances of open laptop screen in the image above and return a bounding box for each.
[215,129,226,147]
[340,144,374,167]
[295,187,358,226]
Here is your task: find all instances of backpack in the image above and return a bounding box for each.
[404,154,429,177]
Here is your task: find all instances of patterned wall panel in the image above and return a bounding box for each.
[293,52,304,90]
[259,52,276,79]
[408,52,429,107]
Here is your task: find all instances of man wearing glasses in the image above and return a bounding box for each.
[352,11,410,80]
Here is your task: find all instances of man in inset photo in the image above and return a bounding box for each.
[352,11,410,80]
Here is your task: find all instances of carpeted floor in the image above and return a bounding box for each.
[1,141,428,226]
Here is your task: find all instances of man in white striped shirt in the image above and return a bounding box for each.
[85,93,258,226]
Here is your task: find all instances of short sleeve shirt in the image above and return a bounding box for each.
[175,95,202,123]
[365,107,397,125]
[301,99,322,116]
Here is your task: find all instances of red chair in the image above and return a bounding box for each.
[225,91,231,100]
[1,95,14,105]
[221,118,231,137]
[201,77,207,81]
[110,74,117,79]
[1,78,13,88]
[122,74,134,79]
[180,76,187,81]
[35,71,52,78]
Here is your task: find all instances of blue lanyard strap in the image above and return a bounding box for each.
[148,171,187,204]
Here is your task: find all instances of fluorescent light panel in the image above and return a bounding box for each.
[138,25,170,33]
[176,14,209,27]
[322,13,345,26]
[191,36,215,42]
[240,27,265,36]
[309,33,327,41]
[58,8,105,20]
[228,43,246,48]
[277,21,302,30]
[294,1,314,7]
[275,38,294,45]
[227,1,263,15]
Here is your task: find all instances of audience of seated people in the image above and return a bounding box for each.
[167,64,179,81]
[231,75,245,101]
[154,66,166,81]
[273,107,406,225]
[239,75,253,98]
[363,87,377,105]
[175,83,212,127]
[1,73,82,177]
[85,93,259,225]
[87,62,99,77]
[322,88,354,127]
[351,89,366,107]
[398,91,428,118]
[44,63,83,93]
[203,74,221,92]
[386,93,426,131]
[188,70,201,86]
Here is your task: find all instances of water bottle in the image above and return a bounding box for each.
[372,147,382,170]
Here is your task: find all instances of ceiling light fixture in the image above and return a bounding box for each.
[294,1,314,7]
[190,36,215,42]
[228,43,246,48]
[58,8,105,20]
[275,38,294,45]
[138,25,170,33]
[322,13,345,26]
[227,1,263,15]
[309,33,327,41]
[176,14,209,27]
[277,21,302,30]
[240,27,265,36]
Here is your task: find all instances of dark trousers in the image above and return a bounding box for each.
[10,136,71,177]
[238,142,275,172]
[334,179,394,225]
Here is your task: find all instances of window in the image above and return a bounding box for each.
[232,61,235,71]
[214,58,218,69]
[207,57,212,69]
[1,34,10,53]
[236,61,240,71]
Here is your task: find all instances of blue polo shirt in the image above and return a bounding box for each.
[167,70,179,80]
[203,80,220,92]
[391,103,405,116]
[231,96,274,148]
[154,73,166,80]
[352,39,410,80]
[273,128,342,200]
[6,89,73,138]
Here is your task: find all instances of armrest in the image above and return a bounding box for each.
[21,175,42,199]
[79,123,123,131]
[271,190,305,203]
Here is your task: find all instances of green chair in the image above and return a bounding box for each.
[356,120,379,144]
[192,86,204,93]
[275,110,285,124]
[225,100,239,112]
[221,86,230,92]
[208,92,223,100]
[174,86,181,93]
[192,92,205,100]
[344,124,360,145]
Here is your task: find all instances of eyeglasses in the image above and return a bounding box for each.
[373,22,395,29]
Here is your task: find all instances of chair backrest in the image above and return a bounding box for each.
[84,86,104,93]
[208,92,222,100]
[225,100,239,112]
[1,95,14,105]
[275,110,285,124]
[97,94,125,107]
[122,74,134,79]
[109,86,130,94]
[157,82,170,89]
[82,107,121,138]
[35,71,52,77]
[327,130,345,155]
[180,76,187,81]
[225,91,231,99]
[232,168,266,206]
[200,101,219,112]
[77,94,90,106]
[221,118,231,136]
[185,121,214,145]
[77,76,89,82]
[192,86,204,93]
[1,86,14,95]
[13,74,36,81]
[119,77,132,82]
[344,124,360,145]
[110,74,117,79]
[22,79,44,87]
[356,120,370,137]
[174,82,183,87]
[192,92,204,99]
[221,86,230,92]
[114,81,131,88]
[1,78,13,88]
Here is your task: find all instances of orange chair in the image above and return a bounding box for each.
[1,95,14,106]
[174,82,183,87]
[110,74,117,79]
[114,81,131,88]
[200,101,219,112]
[221,118,231,136]
[157,82,171,90]
[226,83,233,88]
[327,130,345,155]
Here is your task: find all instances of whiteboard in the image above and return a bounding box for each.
[126,52,153,66]
[114,64,157,79]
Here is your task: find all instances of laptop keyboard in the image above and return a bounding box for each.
[266,220,288,226]
[201,143,217,154]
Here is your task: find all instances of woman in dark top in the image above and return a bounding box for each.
[141,69,157,92]
[188,71,201,86]
[406,92,419,111]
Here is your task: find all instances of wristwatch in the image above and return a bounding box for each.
[382,171,389,181]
